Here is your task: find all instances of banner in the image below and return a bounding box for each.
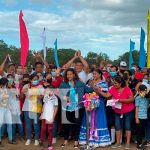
[129,39,135,69]
[19,10,29,71]
[147,10,150,68]
[54,38,59,67]
[139,27,146,69]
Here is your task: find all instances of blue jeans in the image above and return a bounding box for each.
[115,110,134,131]
[146,117,150,141]
[0,108,12,141]
[12,114,24,138]
[24,111,40,140]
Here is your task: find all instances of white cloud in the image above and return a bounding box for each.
[0,0,149,60]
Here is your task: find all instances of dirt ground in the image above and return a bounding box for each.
[1,137,150,150]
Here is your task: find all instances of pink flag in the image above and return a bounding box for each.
[19,10,29,71]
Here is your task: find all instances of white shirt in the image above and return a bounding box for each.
[78,70,88,83]
[41,94,58,123]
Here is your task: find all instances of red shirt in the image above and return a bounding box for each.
[108,86,134,114]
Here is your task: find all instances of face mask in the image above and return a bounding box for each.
[47,78,52,84]
[131,75,134,80]
[131,67,136,71]
[107,67,110,72]
[38,77,43,82]
[120,70,125,74]
[8,78,14,83]
[143,79,148,84]
[23,81,30,85]
[139,92,146,98]
[51,71,56,77]
[32,80,39,85]
[110,71,117,77]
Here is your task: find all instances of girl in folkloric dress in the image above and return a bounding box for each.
[79,69,111,148]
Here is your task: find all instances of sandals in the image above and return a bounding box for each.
[61,144,67,148]
[74,144,79,149]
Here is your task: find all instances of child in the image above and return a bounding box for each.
[0,77,16,147]
[7,74,24,142]
[135,84,149,149]
[40,88,58,150]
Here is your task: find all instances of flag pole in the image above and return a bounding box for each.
[147,10,150,68]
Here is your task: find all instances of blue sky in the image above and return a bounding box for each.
[0,0,149,60]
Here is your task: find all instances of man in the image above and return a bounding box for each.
[118,61,127,77]
[0,55,16,77]
[63,50,89,83]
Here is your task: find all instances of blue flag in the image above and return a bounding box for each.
[129,39,135,69]
[54,38,59,67]
[139,27,146,69]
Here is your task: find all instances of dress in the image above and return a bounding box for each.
[79,81,111,147]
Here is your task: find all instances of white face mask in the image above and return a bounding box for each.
[143,79,148,84]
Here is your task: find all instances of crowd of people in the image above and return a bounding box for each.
[0,50,150,150]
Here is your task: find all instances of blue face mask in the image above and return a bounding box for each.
[8,78,14,83]
[38,77,43,82]
[51,71,56,77]
[32,80,39,85]
[110,71,117,77]
[143,79,148,84]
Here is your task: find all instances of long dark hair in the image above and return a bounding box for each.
[63,68,79,83]
[93,68,103,80]
[113,75,126,88]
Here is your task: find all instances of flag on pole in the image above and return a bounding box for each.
[147,10,150,68]
[139,27,146,69]
[41,28,46,60]
[129,39,135,69]
[19,10,29,71]
[54,38,59,68]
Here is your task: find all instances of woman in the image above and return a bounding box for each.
[59,68,88,148]
[21,73,44,146]
[79,69,111,148]
[97,75,134,149]
[7,74,24,142]
[0,77,16,147]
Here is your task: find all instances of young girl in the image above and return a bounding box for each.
[135,84,149,149]
[21,73,44,146]
[7,74,24,142]
[0,77,16,147]
[40,88,58,150]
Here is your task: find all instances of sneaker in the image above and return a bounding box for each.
[48,146,54,150]
[52,138,56,144]
[34,140,39,146]
[137,144,144,149]
[144,141,150,147]
[125,144,131,149]
[25,139,31,146]
[61,144,67,148]
[8,140,17,144]
[111,143,122,148]
[74,144,78,149]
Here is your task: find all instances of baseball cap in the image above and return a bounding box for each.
[120,61,127,67]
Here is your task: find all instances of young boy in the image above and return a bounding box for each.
[135,84,149,149]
